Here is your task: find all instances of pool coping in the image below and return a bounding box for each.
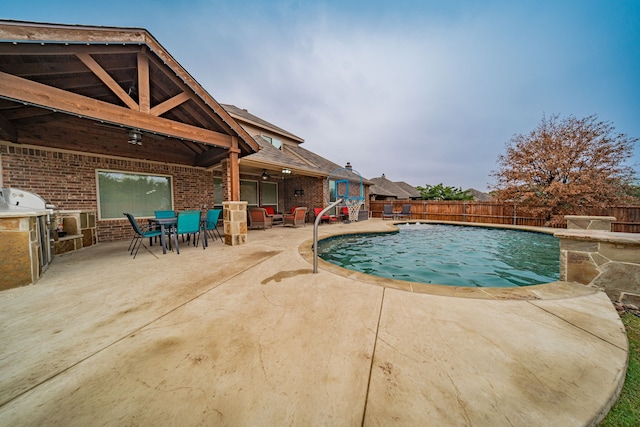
[300,219,601,300]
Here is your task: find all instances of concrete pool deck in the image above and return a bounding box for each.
[0,219,628,426]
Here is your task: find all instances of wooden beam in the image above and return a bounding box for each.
[229,137,240,201]
[0,71,234,148]
[194,145,232,167]
[137,52,150,113]
[76,53,139,110]
[0,112,18,143]
[150,92,190,117]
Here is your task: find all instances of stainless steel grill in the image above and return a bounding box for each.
[0,187,56,270]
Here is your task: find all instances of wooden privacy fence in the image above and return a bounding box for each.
[369,200,640,233]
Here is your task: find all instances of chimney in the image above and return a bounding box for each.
[345,162,352,170]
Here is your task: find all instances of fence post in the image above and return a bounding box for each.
[423,200,426,220]
[463,201,466,222]
[513,204,517,225]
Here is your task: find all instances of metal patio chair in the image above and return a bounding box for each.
[205,209,223,241]
[124,213,162,259]
[172,210,205,254]
[382,204,395,220]
[396,204,412,220]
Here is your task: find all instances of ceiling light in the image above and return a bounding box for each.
[128,130,142,145]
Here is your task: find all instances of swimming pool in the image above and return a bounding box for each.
[317,224,560,287]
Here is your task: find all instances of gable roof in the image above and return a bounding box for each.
[222,104,372,184]
[222,104,304,143]
[0,20,258,167]
[393,181,421,198]
[369,175,419,199]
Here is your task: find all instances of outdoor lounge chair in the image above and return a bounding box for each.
[396,204,412,220]
[124,213,162,259]
[248,207,273,230]
[284,206,307,227]
[382,204,395,220]
[205,209,223,241]
[313,207,338,224]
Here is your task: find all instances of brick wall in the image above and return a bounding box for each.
[1,144,217,242]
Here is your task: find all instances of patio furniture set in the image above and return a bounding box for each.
[382,204,412,220]
[248,206,308,230]
[124,209,223,258]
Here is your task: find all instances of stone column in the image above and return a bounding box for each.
[565,215,616,231]
[555,215,640,304]
[222,201,247,246]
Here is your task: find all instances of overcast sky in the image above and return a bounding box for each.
[4,0,639,191]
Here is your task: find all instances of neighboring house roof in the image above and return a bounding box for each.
[393,181,421,199]
[369,174,418,199]
[222,104,304,143]
[467,188,493,201]
[0,20,258,167]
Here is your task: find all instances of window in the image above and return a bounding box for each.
[97,170,172,220]
[260,182,278,209]
[240,180,258,206]
[213,177,223,207]
[262,135,282,150]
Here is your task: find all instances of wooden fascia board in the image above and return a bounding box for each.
[0,21,149,45]
[0,71,233,148]
[230,114,305,143]
[141,36,259,153]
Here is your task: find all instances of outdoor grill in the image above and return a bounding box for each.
[0,187,56,273]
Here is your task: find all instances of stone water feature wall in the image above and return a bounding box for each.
[555,215,640,304]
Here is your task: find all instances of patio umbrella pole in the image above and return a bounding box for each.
[313,198,343,273]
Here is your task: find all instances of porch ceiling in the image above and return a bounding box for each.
[0,20,258,168]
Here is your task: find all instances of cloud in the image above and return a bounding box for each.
[5,0,638,190]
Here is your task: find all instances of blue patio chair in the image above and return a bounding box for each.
[172,210,205,254]
[124,213,162,259]
[205,209,223,242]
[154,210,175,218]
[153,210,175,243]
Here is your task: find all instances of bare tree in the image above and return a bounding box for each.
[491,114,638,224]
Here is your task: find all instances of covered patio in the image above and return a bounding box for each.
[0,20,259,244]
[0,219,627,426]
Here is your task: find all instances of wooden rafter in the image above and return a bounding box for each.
[137,52,150,113]
[76,52,139,110]
[0,71,234,148]
[150,92,190,117]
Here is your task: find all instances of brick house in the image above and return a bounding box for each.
[222,105,371,222]
[0,20,370,246]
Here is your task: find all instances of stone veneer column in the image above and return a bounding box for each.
[222,201,247,246]
[555,215,640,304]
[565,215,616,231]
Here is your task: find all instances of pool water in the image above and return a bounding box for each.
[317,224,560,287]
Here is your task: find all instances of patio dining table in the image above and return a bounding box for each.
[148,216,209,254]
[147,217,176,254]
